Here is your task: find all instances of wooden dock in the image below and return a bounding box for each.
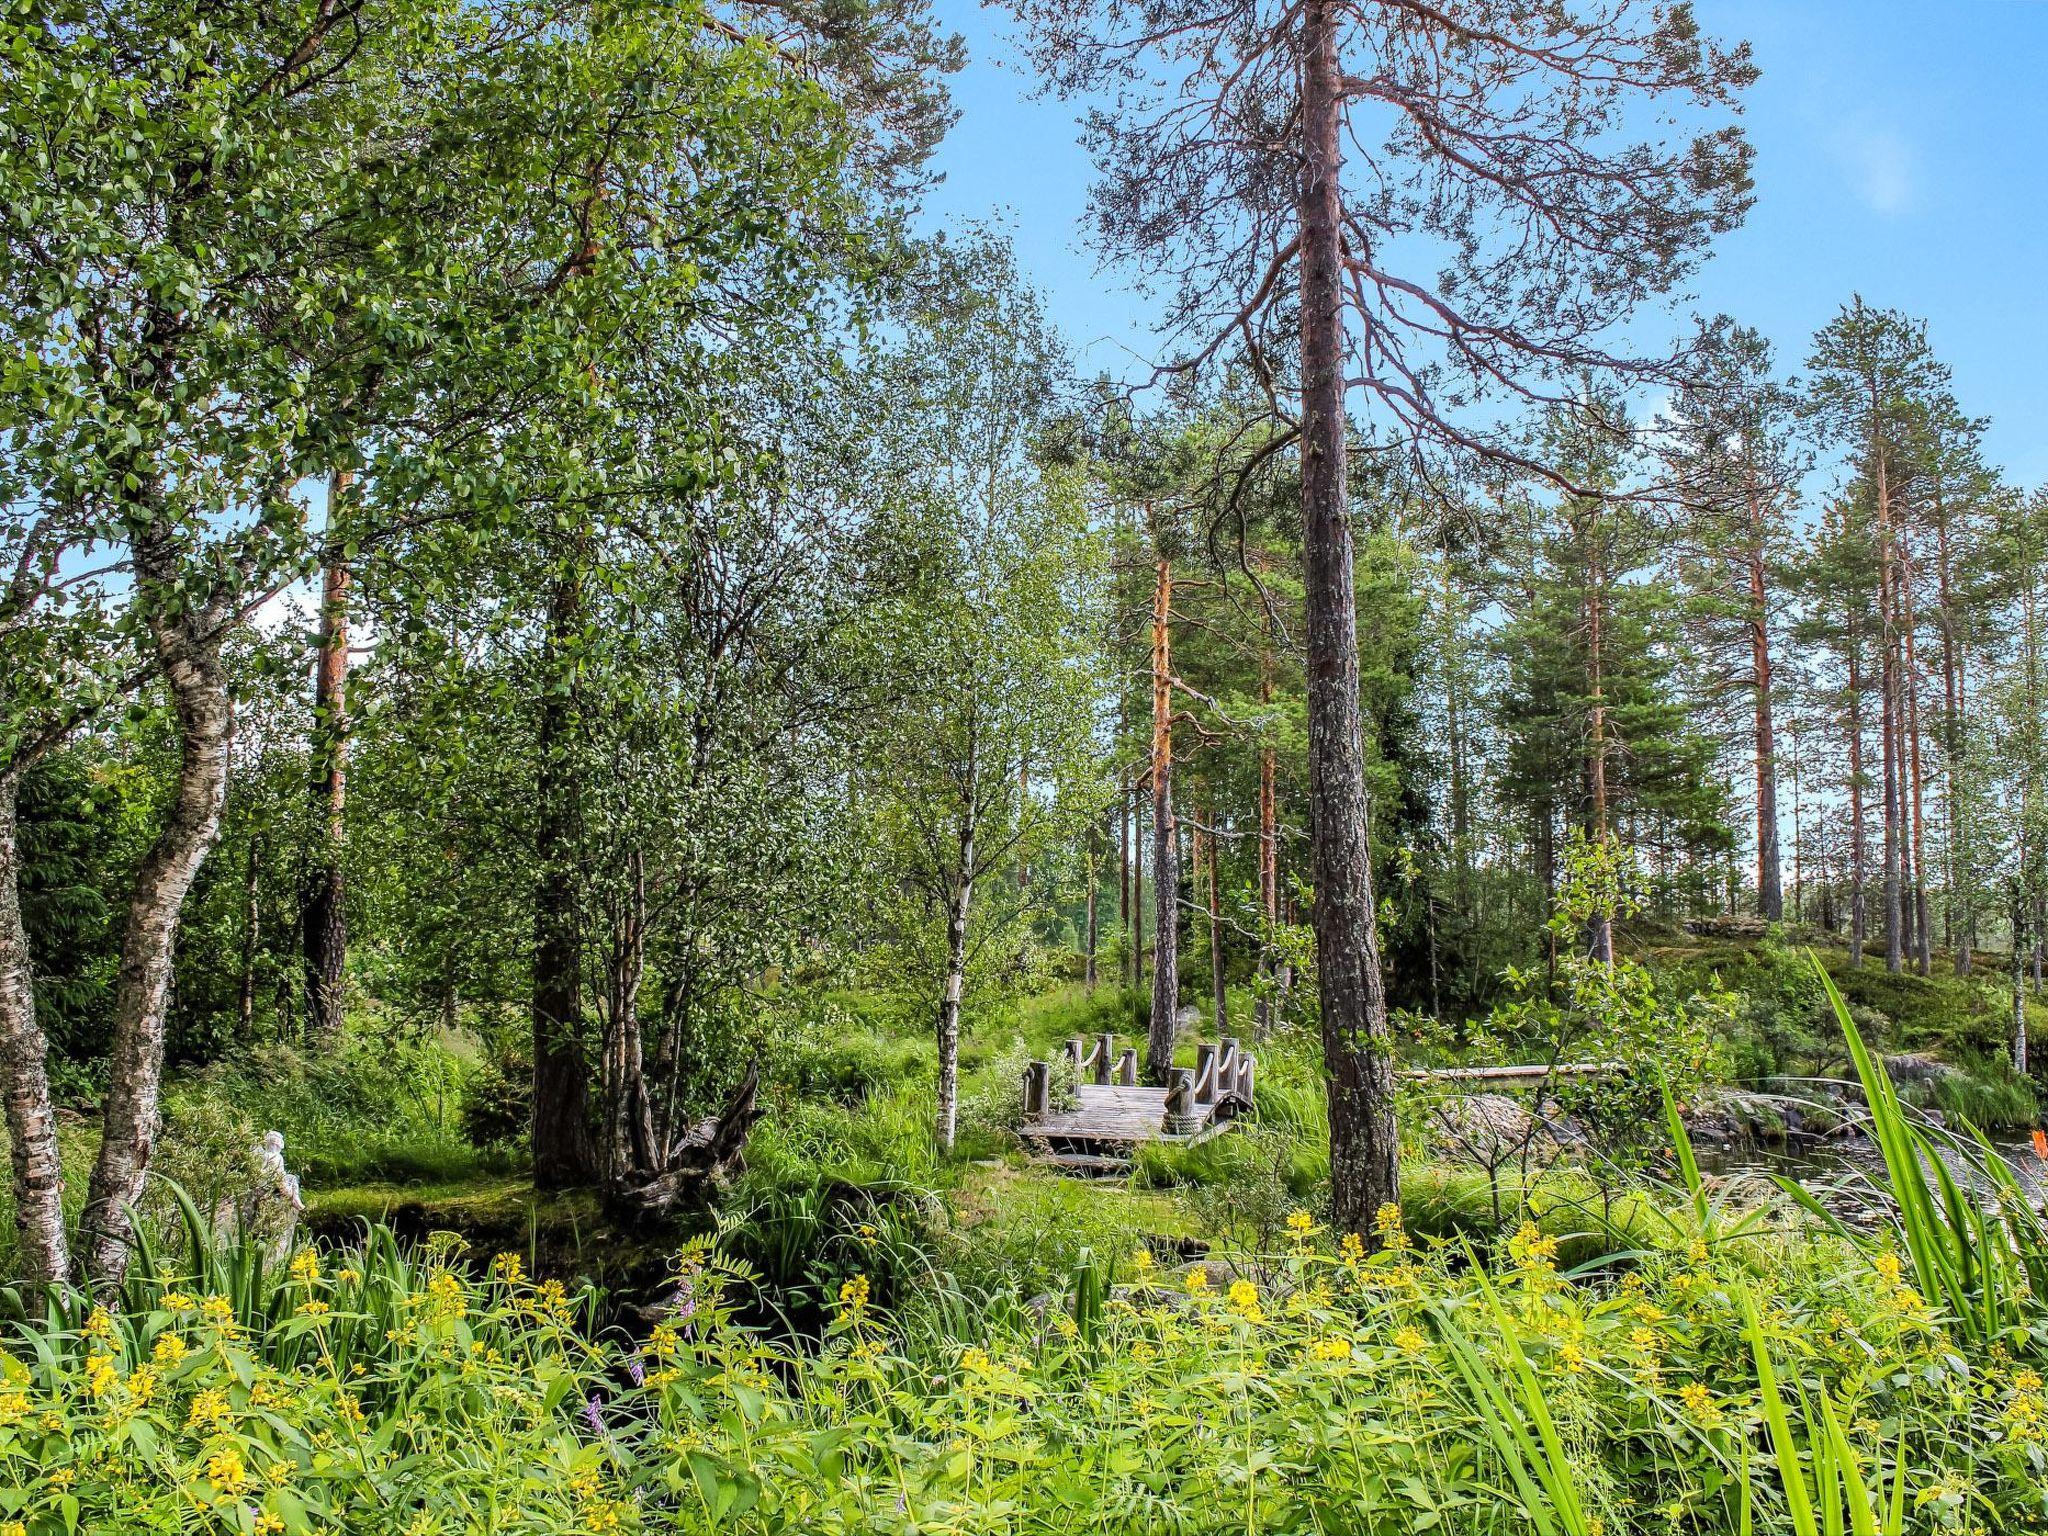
[1020,1033,1254,1165]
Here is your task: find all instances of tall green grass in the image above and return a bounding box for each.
[1797,961,2048,1348]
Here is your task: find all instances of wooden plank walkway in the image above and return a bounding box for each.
[1024,1084,1233,1146]
[1019,1033,1254,1159]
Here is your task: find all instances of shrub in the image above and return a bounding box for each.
[7,1178,2041,1536]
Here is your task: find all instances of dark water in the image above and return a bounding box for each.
[1697,1130,2048,1224]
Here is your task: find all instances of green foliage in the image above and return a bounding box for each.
[1480,841,1733,1177]
[11,1171,2046,1535]
[1798,960,2048,1351]
[12,753,120,1061]
[165,1034,491,1191]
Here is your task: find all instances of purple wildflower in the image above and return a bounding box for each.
[625,1355,645,1387]
[583,1392,605,1434]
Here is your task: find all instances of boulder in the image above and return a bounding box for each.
[1425,1094,1580,1166]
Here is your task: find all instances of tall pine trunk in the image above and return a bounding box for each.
[1301,0,1397,1236]
[1205,811,1227,1035]
[1892,573,1925,978]
[302,469,352,1047]
[1585,514,1613,962]
[1145,553,1180,1083]
[1253,629,1279,1037]
[1875,439,1905,973]
[1846,606,1868,965]
[1746,490,1782,922]
[1935,504,1970,975]
[1131,780,1145,992]
[0,773,71,1286]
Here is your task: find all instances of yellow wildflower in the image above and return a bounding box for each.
[1393,1326,1429,1357]
[125,1366,158,1405]
[0,1389,29,1425]
[1129,1247,1155,1274]
[1679,1382,1724,1426]
[1373,1203,1412,1253]
[152,1332,188,1366]
[289,1249,321,1285]
[1506,1221,1559,1271]
[254,1516,286,1536]
[160,1291,194,1312]
[491,1253,525,1285]
[838,1274,870,1314]
[1185,1268,1210,1295]
[85,1352,119,1399]
[1286,1209,1318,1240]
[1227,1279,1260,1316]
[1310,1337,1352,1361]
[206,1447,249,1493]
[187,1386,230,1429]
[1339,1232,1366,1269]
[426,1271,466,1320]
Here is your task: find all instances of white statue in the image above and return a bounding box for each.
[212,1130,303,1261]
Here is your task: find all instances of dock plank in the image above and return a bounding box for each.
[1022,1084,1232,1146]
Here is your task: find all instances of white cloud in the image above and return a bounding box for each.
[1829,122,1917,215]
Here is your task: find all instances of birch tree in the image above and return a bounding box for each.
[860,242,1106,1149]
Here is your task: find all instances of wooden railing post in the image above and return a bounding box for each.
[1163,1068,1200,1135]
[1116,1048,1138,1086]
[1066,1037,1086,1076]
[1022,1060,1050,1118]
[1193,1043,1217,1106]
[1094,1032,1115,1086]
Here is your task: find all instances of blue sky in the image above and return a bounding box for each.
[918,0,2048,489]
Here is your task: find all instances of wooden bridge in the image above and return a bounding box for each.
[1020,1033,1256,1171]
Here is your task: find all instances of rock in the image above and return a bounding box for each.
[1882,1052,1959,1086]
[1425,1094,1580,1166]
[1685,914,1769,941]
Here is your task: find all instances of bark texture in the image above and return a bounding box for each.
[0,775,72,1286]
[1144,553,1180,1083]
[935,823,974,1150]
[81,585,236,1286]
[302,470,353,1046]
[1300,0,1398,1237]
